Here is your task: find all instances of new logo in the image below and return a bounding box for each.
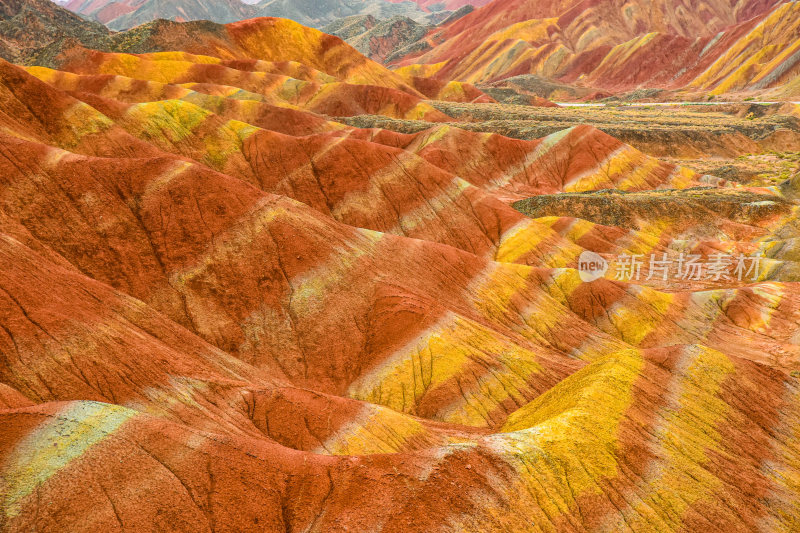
[578,251,608,282]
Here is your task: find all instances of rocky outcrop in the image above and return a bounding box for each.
[330,15,429,64]
[0,0,110,64]
[323,14,378,41]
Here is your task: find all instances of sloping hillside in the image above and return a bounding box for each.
[0,0,110,64]
[391,0,799,97]
[1,3,800,532]
[3,53,800,528]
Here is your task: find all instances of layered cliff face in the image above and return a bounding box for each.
[391,0,800,96]
[1,5,800,533]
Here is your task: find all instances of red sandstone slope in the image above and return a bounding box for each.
[425,0,779,58]
[393,0,799,95]
[1,13,800,533]
[3,217,800,530]
[54,17,423,95]
[24,56,702,268]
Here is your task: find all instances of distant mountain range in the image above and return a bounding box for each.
[253,0,431,29]
[387,0,800,97]
[13,0,800,100]
[64,0,255,29]
[319,0,800,98]
[383,0,492,10]
[60,0,488,30]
